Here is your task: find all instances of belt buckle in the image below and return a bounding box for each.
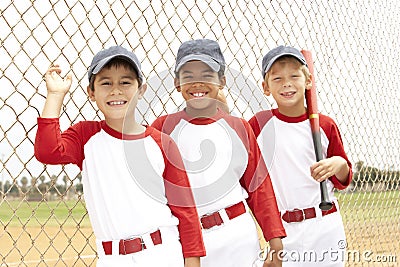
[200,210,223,229]
[293,208,306,222]
[120,235,145,254]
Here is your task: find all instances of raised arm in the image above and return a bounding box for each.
[41,65,72,118]
[35,65,86,167]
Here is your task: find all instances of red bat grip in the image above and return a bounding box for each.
[301,50,333,211]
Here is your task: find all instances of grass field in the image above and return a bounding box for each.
[0,191,399,266]
[0,199,91,228]
[337,190,400,222]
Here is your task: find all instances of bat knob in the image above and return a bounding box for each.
[319,201,333,211]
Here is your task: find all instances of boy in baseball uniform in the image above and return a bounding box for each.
[151,39,286,267]
[34,45,205,267]
[249,45,352,266]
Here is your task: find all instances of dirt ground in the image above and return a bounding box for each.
[1,226,97,267]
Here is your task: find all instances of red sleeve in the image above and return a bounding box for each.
[151,115,166,132]
[320,115,353,189]
[34,117,101,170]
[151,114,181,135]
[248,110,273,138]
[151,128,206,257]
[225,117,286,241]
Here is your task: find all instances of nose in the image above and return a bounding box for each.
[110,85,122,95]
[192,81,205,87]
[283,79,292,87]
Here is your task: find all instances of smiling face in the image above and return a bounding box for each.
[262,56,312,117]
[175,60,226,117]
[87,61,146,130]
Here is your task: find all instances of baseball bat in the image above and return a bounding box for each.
[301,50,333,211]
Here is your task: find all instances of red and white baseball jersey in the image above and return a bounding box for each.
[248,109,353,212]
[151,109,286,242]
[249,108,352,266]
[34,118,205,258]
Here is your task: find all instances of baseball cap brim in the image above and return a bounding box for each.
[175,54,220,73]
[263,52,307,76]
[90,54,143,81]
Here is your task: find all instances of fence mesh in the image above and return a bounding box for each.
[1,0,399,266]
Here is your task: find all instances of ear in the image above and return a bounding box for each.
[305,74,313,90]
[87,85,95,101]
[262,80,271,96]
[174,77,181,92]
[219,75,227,89]
[137,83,147,99]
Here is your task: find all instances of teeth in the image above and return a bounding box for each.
[192,92,206,97]
[108,101,125,105]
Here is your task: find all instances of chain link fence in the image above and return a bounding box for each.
[1,0,399,266]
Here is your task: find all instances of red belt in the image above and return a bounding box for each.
[200,201,246,229]
[102,229,162,255]
[281,202,337,223]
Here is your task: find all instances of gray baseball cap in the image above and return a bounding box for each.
[175,39,226,73]
[261,45,307,78]
[87,45,143,82]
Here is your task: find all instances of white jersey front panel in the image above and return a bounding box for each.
[82,129,178,240]
[257,117,335,211]
[170,119,249,216]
